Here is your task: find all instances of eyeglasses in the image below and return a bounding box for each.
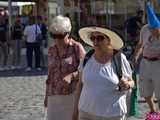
[90,35,105,42]
[50,33,66,39]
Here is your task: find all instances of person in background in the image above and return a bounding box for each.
[44,15,85,120]
[23,16,41,71]
[124,10,144,59]
[37,16,48,67]
[11,16,23,69]
[0,15,8,71]
[133,3,160,112]
[125,10,144,43]
[72,27,134,120]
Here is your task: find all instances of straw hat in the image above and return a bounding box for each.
[79,27,124,50]
[50,15,72,34]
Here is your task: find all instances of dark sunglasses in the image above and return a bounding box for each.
[90,35,105,42]
[50,33,66,39]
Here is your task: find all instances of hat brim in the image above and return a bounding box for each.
[79,27,124,50]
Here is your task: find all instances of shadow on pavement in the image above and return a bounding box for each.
[0,67,48,77]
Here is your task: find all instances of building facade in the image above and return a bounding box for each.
[46,0,160,39]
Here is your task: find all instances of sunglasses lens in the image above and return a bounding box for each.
[90,36,95,41]
[90,35,105,42]
[97,36,105,41]
[50,33,66,39]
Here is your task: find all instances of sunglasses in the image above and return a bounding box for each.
[90,35,105,42]
[50,33,66,39]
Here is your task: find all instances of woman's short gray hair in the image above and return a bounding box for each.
[50,15,72,34]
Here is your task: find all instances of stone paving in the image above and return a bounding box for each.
[0,70,151,120]
[0,48,157,120]
[0,74,47,120]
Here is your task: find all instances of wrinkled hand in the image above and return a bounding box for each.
[63,74,72,84]
[118,80,130,91]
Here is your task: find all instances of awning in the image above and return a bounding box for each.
[0,0,36,1]
[0,1,35,6]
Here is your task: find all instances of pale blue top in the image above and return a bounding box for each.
[78,53,132,118]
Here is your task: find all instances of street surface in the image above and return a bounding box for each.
[0,48,157,120]
[0,74,47,120]
[0,71,150,120]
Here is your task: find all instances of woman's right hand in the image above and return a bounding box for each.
[44,96,48,108]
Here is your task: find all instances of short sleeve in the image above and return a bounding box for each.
[37,25,41,34]
[121,53,132,79]
[23,26,27,36]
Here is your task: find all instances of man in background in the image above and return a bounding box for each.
[125,10,144,42]
[24,16,41,71]
[11,16,23,69]
[37,16,47,67]
[133,3,160,112]
[0,16,8,71]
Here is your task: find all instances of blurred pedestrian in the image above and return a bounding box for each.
[37,16,48,67]
[11,16,23,69]
[0,16,8,71]
[124,10,144,59]
[72,27,134,120]
[124,10,143,44]
[44,15,85,120]
[23,16,41,71]
[133,3,160,112]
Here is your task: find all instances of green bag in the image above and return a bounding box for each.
[129,71,138,116]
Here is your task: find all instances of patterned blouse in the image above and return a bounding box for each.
[46,39,85,96]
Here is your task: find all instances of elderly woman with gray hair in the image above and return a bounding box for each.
[44,15,86,120]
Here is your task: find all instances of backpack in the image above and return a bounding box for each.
[83,49,122,80]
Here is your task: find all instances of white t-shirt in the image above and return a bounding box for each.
[78,53,132,117]
[24,24,41,43]
[140,24,160,58]
[139,24,151,47]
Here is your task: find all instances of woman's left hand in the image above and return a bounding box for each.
[118,80,130,91]
[63,74,72,84]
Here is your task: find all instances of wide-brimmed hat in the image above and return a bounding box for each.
[146,2,160,28]
[79,27,124,50]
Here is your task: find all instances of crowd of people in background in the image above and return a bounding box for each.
[44,2,160,120]
[1,1,160,120]
[0,9,144,72]
[0,15,48,71]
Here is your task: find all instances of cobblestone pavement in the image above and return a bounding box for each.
[0,70,151,120]
[0,73,47,120]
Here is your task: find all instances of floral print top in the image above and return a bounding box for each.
[46,39,85,96]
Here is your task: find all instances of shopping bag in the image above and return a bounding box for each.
[129,70,138,116]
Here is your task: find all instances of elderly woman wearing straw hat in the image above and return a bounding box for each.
[44,15,85,120]
[72,27,134,120]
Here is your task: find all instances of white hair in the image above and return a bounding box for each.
[50,15,72,34]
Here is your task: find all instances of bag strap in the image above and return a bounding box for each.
[83,49,95,67]
[113,51,122,80]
